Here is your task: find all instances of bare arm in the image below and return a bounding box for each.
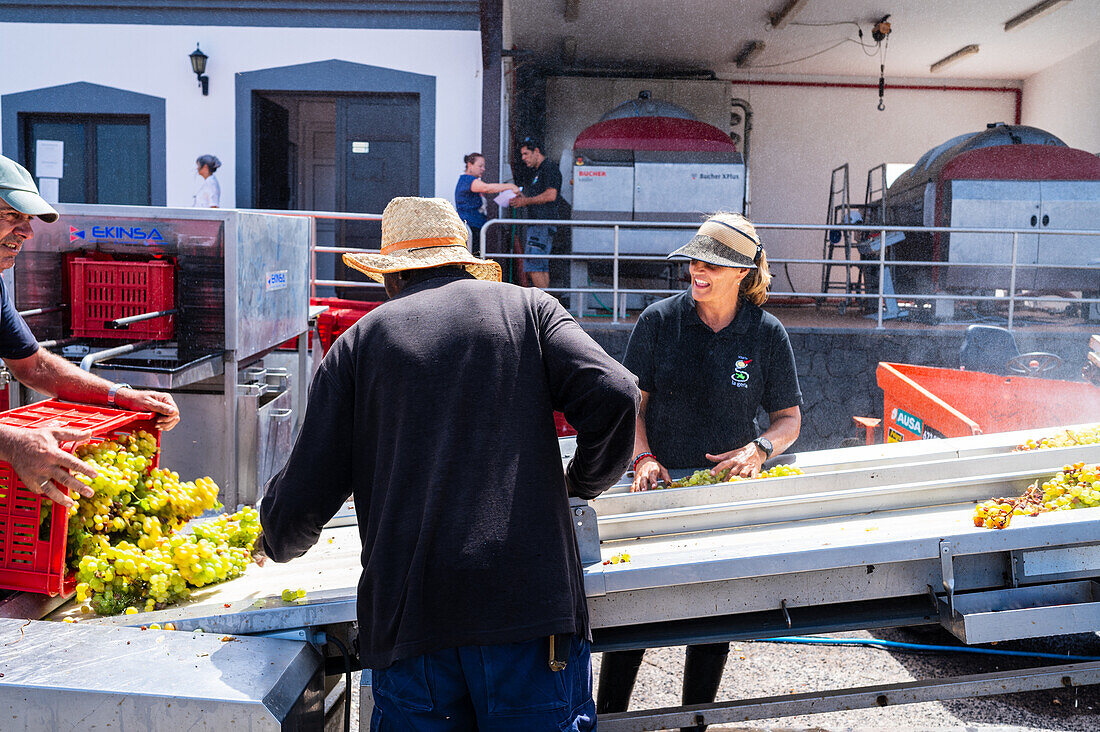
[511,188,558,208]
[5,348,180,430]
[705,405,802,479]
[630,390,671,492]
[469,179,520,195]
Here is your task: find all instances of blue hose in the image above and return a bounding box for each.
[760,636,1100,662]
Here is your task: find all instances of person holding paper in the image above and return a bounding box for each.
[510,137,561,290]
[454,153,519,244]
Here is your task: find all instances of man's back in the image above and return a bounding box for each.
[261,271,638,669]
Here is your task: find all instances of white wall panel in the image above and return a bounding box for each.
[1023,40,1100,155]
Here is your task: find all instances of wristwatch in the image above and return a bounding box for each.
[752,437,773,460]
[107,382,132,406]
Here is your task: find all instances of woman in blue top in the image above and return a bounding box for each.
[454,153,519,243]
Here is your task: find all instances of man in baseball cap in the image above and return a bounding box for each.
[0,154,180,509]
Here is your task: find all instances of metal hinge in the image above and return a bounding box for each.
[940,539,955,616]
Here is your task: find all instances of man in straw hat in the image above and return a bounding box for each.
[260,196,638,730]
[0,154,180,509]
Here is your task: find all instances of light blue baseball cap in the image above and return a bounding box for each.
[0,155,59,223]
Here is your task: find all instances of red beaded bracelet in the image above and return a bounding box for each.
[631,452,656,472]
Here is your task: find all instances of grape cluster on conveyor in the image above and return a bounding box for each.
[1014,424,1100,451]
[60,431,260,615]
[665,463,804,489]
[974,462,1100,530]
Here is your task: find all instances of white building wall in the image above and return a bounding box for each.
[1022,40,1100,154]
[726,78,1018,294]
[0,22,482,209]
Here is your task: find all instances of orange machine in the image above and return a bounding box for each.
[876,361,1100,443]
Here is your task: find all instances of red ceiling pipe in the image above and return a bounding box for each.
[732,79,1021,125]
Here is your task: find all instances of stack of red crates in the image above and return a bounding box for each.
[0,401,159,596]
[68,257,176,340]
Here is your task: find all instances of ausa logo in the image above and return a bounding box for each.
[891,407,923,436]
[75,224,165,243]
[730,357,752,388]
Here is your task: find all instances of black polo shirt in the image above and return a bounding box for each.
[623,291,802,469]
[523,158,562,220]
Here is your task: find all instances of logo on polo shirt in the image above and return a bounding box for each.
[731,357,752,388]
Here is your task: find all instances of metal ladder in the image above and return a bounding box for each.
[864,163,887,230]
[862,163,900,319]
[820,164,856,311]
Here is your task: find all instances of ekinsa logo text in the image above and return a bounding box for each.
[69,225,165,243]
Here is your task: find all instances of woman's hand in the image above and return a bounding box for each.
[509,183,521,193]
[706,442,765,480]
[631,456,670,492]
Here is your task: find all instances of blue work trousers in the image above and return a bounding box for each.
[371,634,595,731]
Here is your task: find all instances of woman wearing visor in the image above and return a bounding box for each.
[597,212,802,731]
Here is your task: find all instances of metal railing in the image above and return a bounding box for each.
[260,208,1100,331]
[477,217,1100,329]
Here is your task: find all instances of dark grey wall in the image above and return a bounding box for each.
[0,1,478,29]
[582,322,1094,453]
[1,82,167,206]
[235,59,436,207]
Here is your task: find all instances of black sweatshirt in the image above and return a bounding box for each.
[260,271,639,669]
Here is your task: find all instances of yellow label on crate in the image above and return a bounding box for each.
[887,427,905,443]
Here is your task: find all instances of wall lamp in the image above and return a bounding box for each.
[930,44,980,73]
[1004,0,1072,32]
[189,44,210,96]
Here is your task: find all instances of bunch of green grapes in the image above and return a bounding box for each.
[172,507,260,587]
[75,541,190,615]
[666,463,804,489]
[1015,425,1100,451]
[62,432,262,615]
[74,506,261,613]
[1040,462,1100,509]
[974,462,1099,529]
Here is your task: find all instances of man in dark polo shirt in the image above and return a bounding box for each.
[510,136,561,290]
[0,155,180,508]
[260,197,639,730]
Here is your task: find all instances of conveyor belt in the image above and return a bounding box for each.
[47,425,1097,646]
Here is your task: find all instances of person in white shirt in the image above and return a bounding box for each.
[193,155,221,208]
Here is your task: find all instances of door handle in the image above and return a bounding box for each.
[1030,215,1038,226]
[1041,214,1049,226]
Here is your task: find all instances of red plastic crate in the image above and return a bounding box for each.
[279,297,384,353]
[0,400,160,596]
[69,258,175,340]
[554,411,577,437]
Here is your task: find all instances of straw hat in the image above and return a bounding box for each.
[343,197,502,283]
[667,212,762,269]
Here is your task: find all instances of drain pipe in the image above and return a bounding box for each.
[79,340,157,372]
[731,98,752,217]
